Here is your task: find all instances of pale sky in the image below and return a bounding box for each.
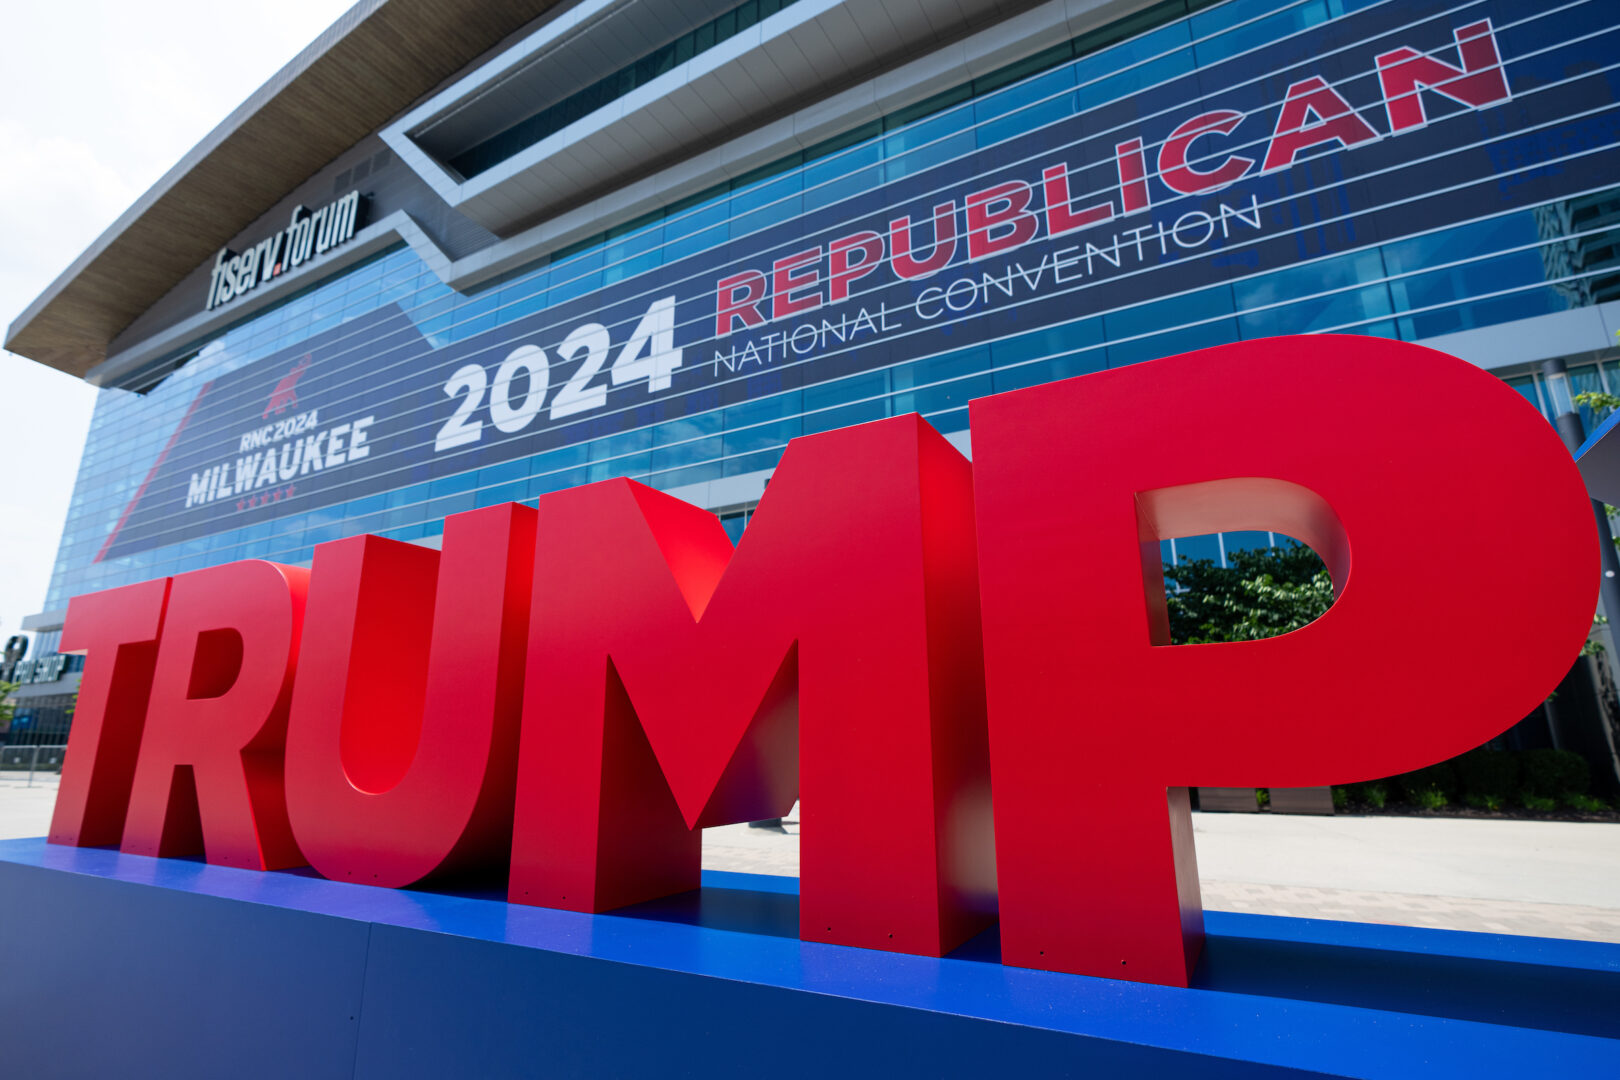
[0,0,355,644]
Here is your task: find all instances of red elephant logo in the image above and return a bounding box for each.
[263,356,311,418]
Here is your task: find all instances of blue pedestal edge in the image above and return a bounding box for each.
[1,836,1616,1078]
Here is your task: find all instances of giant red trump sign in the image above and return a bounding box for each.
[46,337,1596,987]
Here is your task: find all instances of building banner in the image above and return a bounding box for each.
[100,0,1620,560]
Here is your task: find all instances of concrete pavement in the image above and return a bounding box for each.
[704,805,1620,942]
[0,773,63,841]
[7,777,1617,942]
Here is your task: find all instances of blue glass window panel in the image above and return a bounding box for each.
[447,289,501,342]
[723,418,797,458]
[883,106,976,181]
[343,255,386,289]
[347,510,387,536]
[1175,533,1221,564]
[892,347,992,415]
[1395,285,1573,341]
[989,318,1105,392]
[1232,250,1386,310]
[497,269,550,323]
[924,407,971,433]
[478,458,531,486]
[724,392,801,473]
[1108,318,1239,367]
[1073,40,1193,113]
[724,389,802,430]
[203,527,242,553]
[1381,214,1539,277]
[803,140,883,211]
[661,193,730,264]
[652,412,724,487]
[588,452,650,482]
[655,456,722,489]
[586,427,652,482]
[477,479,529,507]
[589,426,653,462]
[430,471,478,498]
[304,521,351,547]
[1389,249,1550,314]
[537,442,590,471]
[343,493,388,520]
[975,65,1076,149]
[1505,374,1545,414]
[729,171,803,241]
[1345,319,1399,339]
[303,503,345,529]
[1192,0,1331,67]
[549,247,605,304]
[410,290,457,343]
[381,258,418,292]
[725,445,787,476]
[385,505,422,529]
[1222,530,1272,555]
[529,464,592,497]
[653,411,722,446]
[387,481,432,509]
[802,371,889,434]
[1106,286,1234,342]
[1238,284,1392,337]
[1072,20,1189,87]
[604,221,665,285]
[891,346,991,393]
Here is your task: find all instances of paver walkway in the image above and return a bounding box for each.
[703,806,1620,943]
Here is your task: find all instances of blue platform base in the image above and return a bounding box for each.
[1,837,1617,1078]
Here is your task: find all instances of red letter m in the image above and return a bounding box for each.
[510,415,994,957]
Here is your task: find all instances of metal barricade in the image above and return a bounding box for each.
[0,744,68,787]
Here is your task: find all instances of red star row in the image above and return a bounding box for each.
[236,484,297,511]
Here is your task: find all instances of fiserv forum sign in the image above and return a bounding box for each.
[94,0,1620,561]
[204,190,364,313]
[48,338,1598,988]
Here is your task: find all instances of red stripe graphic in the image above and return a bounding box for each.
[93,381,214,564]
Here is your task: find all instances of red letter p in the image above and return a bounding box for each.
[971,336,1596,986]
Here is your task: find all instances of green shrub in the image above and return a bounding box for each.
[1331,786,1349,811]
[1521,749,1590,798]
[1416,788,1448,810]
[1464,793,1503,811]
[1255,788,1270,807]
[1396,762,1458,802]
[1358,782,1388,809]
[1564,793,1609,812]
[1521,792,1558,812]
[1455,749,1519,801]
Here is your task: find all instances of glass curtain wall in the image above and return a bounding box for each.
[43,0,1620,607]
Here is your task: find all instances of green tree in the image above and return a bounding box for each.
[1574,390,1620,414]
[0,680,18,733]
[1165,543,1334,645]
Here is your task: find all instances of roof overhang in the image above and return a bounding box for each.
[383,0,1030,237]
[4,0,562,379]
